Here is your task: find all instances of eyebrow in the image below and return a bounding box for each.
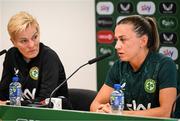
[115,35,126,39]
[19,31,38,40]
[32,31,39,37]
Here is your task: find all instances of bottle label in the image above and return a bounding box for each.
[110,95,122,109]
[110,91,124,112]
[9,84,22,97]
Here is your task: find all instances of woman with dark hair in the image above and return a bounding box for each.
[90,15,177,117]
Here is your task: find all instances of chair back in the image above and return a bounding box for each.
[68,88,97,111]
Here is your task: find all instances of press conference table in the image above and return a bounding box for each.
[0,105,178,121]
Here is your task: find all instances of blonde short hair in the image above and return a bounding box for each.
[7,11,40,41]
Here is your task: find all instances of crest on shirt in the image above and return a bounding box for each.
[29,66,39,80]
[144,79,156,93]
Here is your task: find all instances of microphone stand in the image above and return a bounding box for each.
[48,63,89,108]
[0,49,7,56]
[48,52,112,108]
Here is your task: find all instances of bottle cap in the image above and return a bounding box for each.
[12,76,19,82]
[114,84,121,90]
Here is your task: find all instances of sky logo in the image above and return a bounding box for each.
[160,32,177,45]
[159,17,177,30]
[96,2,114,15]
[159,47,178,60]
[97,30,114,44]
[137,1,155,15]
[117,2,133,14]
[159,2,176,14]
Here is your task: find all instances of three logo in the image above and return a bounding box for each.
[117,2,133,14]
[159,2,176,14]
[160,33,177,45]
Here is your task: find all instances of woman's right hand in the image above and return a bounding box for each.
[96,103,112,113]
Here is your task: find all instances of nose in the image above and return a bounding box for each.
[27,39,35,48]
[115,40,122,50]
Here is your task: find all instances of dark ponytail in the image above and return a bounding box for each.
[145,17,160,51]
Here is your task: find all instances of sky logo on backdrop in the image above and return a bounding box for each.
[97,30,114,44]
[159,17,177,30]
[160,32,177,45]
[137,1,155,15]
[159,2,176,14]
[117,2,133,14]
[159,47,178,60]
[97,17,113,28]
[96,2,114,15]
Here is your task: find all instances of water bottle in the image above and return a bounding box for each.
[110,84,124,114]
[9,76,22,106]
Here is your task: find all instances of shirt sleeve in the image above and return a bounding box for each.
[0,50,14,100]
[105,60,121,88]
[158,57,177,89]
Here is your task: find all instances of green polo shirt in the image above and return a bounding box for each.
[105,51,177,111]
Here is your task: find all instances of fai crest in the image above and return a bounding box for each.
[29,67,39,80]
[144,79,156,93]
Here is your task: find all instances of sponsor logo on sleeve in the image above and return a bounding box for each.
[159,46,178,60]
[97,30,114,44]
[117,2,133,14]
[96,2,114,15]
[137,1,155,15]
[160,32,177,45]
[159,2,176,14]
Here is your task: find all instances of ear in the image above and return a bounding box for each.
[11,38,17,47]
[140,35,148,48]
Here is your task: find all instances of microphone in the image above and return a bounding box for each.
[0,49,7,56]
[48,52,112,108]
[170,93,180,118]
[88,52,111,65]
